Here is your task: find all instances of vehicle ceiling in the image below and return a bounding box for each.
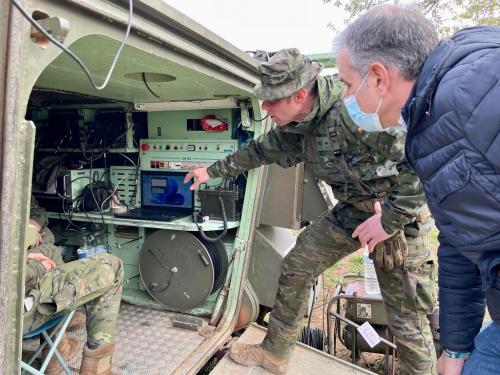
[33,35,253,104]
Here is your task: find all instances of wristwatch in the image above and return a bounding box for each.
[443,348,470,359]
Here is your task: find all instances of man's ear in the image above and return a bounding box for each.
[369,62,390,96]
[294,87,308,103]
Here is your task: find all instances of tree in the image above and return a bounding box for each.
[324,0,500,37]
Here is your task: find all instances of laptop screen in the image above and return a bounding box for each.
[141,170,193,210]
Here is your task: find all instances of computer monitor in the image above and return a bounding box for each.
[141,170,193,210]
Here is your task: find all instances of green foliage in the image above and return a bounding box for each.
[324,0,500,37]
[429,227,440,251]
[198,357,219,375]
[349,255,364,275]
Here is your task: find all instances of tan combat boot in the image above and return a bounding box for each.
[66,310,86,332]
[229,343,289,374]
[79,342,115,375]
[42,333,80,375]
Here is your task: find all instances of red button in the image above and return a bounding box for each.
[141,144,150,151]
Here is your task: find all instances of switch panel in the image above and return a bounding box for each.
[139,139,237,171]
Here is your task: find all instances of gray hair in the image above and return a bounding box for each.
[333,3,439,80]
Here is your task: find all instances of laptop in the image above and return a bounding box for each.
[114,170,193,222]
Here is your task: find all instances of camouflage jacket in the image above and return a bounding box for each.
[30,195,48,229]
[26,196,50,291]
[208,75,426,234]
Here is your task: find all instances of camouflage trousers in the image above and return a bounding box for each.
[261,208,438,375]
[24,254,124,348]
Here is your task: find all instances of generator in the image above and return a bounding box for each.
[327,274,396,375]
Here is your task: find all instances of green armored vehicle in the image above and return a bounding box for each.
[0,1,375,374]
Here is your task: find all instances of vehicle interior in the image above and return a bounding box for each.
[2,2,365,374]
[18,1,268,373]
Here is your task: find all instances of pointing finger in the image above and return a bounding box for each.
[184,172,194,183]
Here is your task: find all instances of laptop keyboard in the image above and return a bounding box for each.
[114,208,184,222]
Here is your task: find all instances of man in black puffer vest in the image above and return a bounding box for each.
[335,4,500,375]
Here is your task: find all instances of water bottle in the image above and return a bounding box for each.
[77,232,94,259]
[93,233,108,255]
[364,248,381,295]
[93,244,108,255]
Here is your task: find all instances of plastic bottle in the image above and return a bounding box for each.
[93,244,108,255]
[93,233,108,255]
[77,232,94,259]
[364,247,381,295]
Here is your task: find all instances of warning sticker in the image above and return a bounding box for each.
[356,303,372,319]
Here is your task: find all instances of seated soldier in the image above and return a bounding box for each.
[28,196,87,331]
[28,195,64,265]
[25,196,124,375]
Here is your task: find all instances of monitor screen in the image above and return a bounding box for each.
[141,171,193,209]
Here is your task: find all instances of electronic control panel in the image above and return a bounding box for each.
[139,139,237,171]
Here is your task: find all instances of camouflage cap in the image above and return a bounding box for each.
[253,48,323,101]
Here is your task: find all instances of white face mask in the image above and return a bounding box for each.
[398,114,407,132]
[343,73,384,132]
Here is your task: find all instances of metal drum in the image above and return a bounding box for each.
[139,230,228,311]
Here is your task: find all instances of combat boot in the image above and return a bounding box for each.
[229,343,289,374]
[42,333,80,375]
[79,342,116,375]
[66,310,86,332]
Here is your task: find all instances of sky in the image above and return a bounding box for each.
[163,0,347,55]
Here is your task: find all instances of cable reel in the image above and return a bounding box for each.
[139,230,228,311]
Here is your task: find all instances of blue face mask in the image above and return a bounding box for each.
[343,74,384,132]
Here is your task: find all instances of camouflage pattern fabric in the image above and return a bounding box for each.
[261,206,437,374]
[30,195,48,230]
[33,155,63,192]
[24,254,124,348]
[208,72,438,374]
[28,195,64,288]
[27,224,62,265]
[253,48,322,101]
[208,75,427,235]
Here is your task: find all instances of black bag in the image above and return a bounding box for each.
[79,181,113,212]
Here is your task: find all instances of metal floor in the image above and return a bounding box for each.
[66,303,207,374]
[211,324,375,375]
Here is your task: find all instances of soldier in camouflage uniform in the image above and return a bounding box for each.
[28,196,63,264]
[25,196,124,375]
[185,48,438,375]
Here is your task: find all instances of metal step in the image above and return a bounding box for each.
[210,324,375,375]
[66,303,208,374]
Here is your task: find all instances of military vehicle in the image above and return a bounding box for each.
[0,1,374,373]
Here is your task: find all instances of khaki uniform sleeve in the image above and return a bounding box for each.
[25,258,47,292]
[30,195,48,229]
[380,159,426,235]
[207,127,304,178]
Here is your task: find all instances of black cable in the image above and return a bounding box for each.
[141,72,162,99]
[58,192,83,230]
[193,195,228,242]
[11,0,133,91]
[129,153,141,207]
[298,326,325,351]
[307,283,317,329]
[251,114,268,122]
[88,157,107,227]
[82,121,133,162]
